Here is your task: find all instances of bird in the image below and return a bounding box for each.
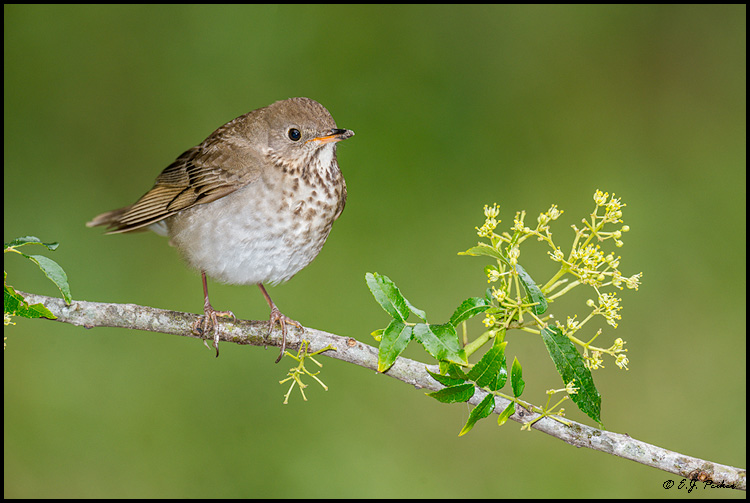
[87,97,354,362]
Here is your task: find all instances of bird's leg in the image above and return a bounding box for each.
[192,271,235,357]
[258,284,303,363]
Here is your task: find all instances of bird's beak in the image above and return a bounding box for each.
[309,128,355,144]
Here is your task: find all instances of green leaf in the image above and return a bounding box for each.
[404,297,427,321]
[365,272,410,321]
[492,331,509,390]
[377,320,413,372]
[458,243,510,265]
[412,323,467,365]
[441,362,469,380]
[426,382,475,404]
[485,287,494,304]
[467,340,508,389]
[370,328,384,341]
[458,393,496,436]
[449,297,492,326]
[494,363,508,390]
[511,357,525,397]
[497,401,515,426]
[515,263,547,315]
[23,254,72,304]
[541,326,602,424]
[426,368,467,387]
[4,236,59,251]
[4,284,56,320]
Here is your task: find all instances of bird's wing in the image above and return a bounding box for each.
[87,130,262,234]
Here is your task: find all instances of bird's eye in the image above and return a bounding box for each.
[287,128,301,141]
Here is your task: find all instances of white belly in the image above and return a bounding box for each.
[164,176,340,286]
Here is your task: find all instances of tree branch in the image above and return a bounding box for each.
[14,292,746,491]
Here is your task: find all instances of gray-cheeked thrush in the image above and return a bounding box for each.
[87,97,354,362]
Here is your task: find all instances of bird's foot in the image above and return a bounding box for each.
[193,303,235,358]
[269,307,303,363]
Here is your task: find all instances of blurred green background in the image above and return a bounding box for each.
[4,5,745,498]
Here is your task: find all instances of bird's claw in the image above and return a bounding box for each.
[269,307,303,363]
[193,305,235,357]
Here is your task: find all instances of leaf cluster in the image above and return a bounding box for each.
[366,272,528,435]
[366,272,489,372]
[4,236,71,323]
[427,335,527,435]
